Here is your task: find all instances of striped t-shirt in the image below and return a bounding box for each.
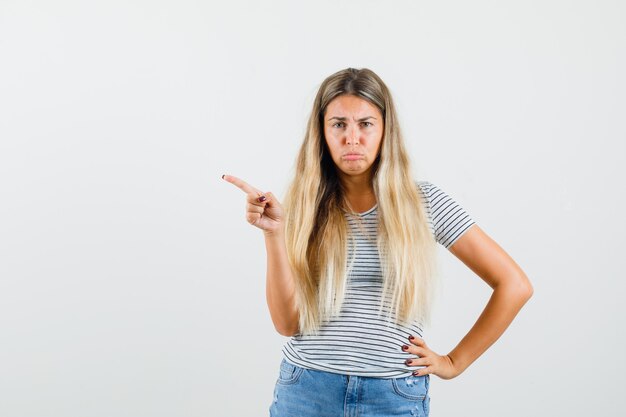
[281,180,477,378]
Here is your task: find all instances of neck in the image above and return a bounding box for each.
[339,172,373,195]
[338,171,376,212]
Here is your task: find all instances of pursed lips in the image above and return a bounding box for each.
[343,153,364,160]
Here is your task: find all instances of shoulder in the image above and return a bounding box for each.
[413,179,477,249]
[414,179,463,207]
[414,180,442,202]
[415,180,435,193]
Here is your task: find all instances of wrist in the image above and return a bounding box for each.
[445,353,467,376]
[264,227,285,239]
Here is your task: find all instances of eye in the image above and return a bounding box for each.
[332,122,345,128]
[361,121,373,127]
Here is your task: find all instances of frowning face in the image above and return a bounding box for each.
[323,94,384,181]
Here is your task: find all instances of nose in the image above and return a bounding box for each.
[346,126,360,145]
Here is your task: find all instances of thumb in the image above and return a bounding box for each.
[261,191,281,209]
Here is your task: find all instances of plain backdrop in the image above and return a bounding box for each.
[1,1,624,416]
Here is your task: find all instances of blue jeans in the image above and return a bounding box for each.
[269,358,430,417]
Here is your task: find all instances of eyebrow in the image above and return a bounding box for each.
[327,116,377,122]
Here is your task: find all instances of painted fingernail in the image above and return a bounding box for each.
[412,371,419,376]
[408,335,415,341]
[221,174,225,179]
[401,345,409,351]
[405,359,412,365]
[258,196,266,202]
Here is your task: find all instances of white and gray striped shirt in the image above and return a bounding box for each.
[281,181,477,378]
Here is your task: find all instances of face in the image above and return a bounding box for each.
[323,94,384,181]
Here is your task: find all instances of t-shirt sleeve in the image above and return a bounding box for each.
[417,181,477,249]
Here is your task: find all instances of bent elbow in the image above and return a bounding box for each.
[276,328,298,337]
[499,273,533,304]
[277,329,298,337]
[518,275,534,302]
[275,322,299,337]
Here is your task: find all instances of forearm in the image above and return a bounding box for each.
[447,276,533,373]
[264,229,299,336]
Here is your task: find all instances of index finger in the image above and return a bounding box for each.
[222,174,262,195]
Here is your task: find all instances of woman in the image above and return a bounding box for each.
[222,67,533,417]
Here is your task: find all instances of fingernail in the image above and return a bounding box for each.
[405,359,412,365]
[221,174,225,179]
[408,335,414,341]
[401,345,408,351]
[258,196,266,202]
[412,371,419,376]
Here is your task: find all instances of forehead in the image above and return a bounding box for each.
[325,95,381,118]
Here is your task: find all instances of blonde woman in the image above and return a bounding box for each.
[223,67,533,417]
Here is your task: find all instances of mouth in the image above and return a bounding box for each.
[343,153,364,161]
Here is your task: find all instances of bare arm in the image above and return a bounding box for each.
[407,224,534,379]
[445,224,533,372]
[264,228,300,336]
[222,174,299,337]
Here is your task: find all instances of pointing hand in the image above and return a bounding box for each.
[222,174,284,235]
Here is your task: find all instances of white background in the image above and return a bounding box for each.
[1,1,624,416]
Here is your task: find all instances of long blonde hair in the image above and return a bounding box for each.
[283,68,439,336]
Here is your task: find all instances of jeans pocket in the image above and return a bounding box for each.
[391,374,429,400]
[277,359,304,385]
